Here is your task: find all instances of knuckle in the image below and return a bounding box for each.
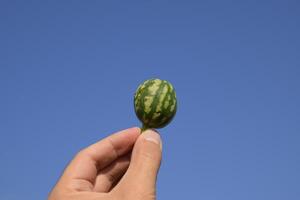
[75,148,89,159]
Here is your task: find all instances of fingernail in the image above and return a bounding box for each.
[143,129,162,149]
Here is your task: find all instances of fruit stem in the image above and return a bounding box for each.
[141,124,149,133]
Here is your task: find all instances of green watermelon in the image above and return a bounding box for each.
[134,78,177,131]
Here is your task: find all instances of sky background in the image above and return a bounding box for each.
[1,1,300,200]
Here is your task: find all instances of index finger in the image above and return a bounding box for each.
[62,127,141,188]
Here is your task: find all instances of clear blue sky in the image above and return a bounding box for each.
[1,1,300,199]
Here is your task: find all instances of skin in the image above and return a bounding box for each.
[48,127,162,200]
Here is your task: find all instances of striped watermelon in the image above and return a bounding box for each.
[134,78,177,131]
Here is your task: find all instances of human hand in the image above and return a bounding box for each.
[48,127,162,200]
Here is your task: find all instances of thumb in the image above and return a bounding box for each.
[116,129,162,192]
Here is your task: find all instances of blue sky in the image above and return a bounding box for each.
[1,1,300,199]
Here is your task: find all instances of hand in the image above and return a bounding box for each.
[48,127,162,200]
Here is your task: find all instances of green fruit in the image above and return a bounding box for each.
[134,78,177,131]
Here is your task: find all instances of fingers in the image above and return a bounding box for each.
[61,127,140,191]
[115,129,162,193]
[82,127,140,169]
[93,153,131,193]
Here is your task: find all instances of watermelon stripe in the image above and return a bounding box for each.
[139,79,157,123]
[157,82,169,110]
[144,80,162,113]
[152,83,169,125]
[154,82,171,127]
[162,82,171,109]
[148,80,165,126]
[169,86,177,113]
[154,84,173,126]
[136,79,155,112]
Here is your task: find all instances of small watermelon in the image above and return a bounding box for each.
[134,78,177,132]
